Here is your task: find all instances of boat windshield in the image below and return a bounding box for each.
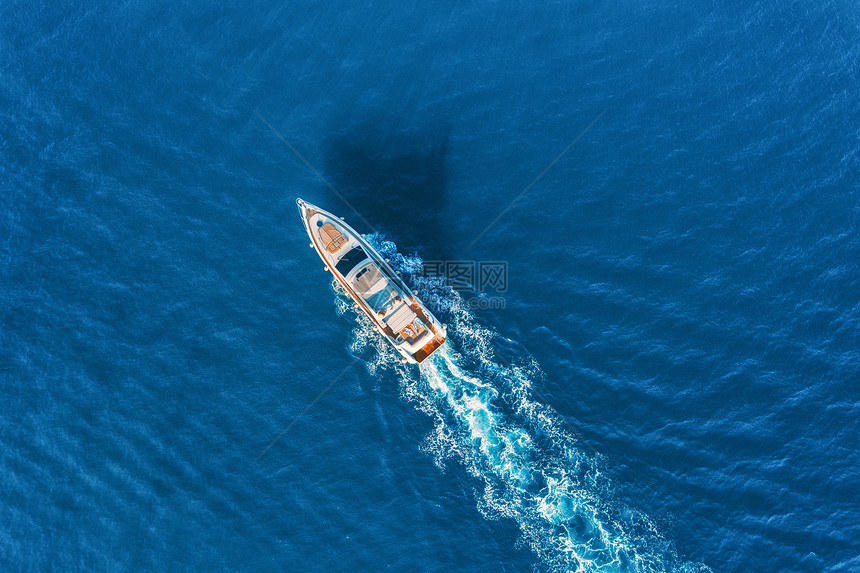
[335,247,368,276]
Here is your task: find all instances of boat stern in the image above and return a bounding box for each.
[412,335,446,363]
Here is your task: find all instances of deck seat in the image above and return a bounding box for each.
[386,303,417,333]
[399,320,427,341]
[319,223,347,253]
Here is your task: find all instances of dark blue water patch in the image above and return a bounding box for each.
[2,0,859,570]
[321,112,452,261]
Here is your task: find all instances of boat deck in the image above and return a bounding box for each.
[298,198,447,364]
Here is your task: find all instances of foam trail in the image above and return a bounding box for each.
[336,236,711,573]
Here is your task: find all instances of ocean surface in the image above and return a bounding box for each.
[2,1,858,571]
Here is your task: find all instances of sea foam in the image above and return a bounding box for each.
[334,234,710,572]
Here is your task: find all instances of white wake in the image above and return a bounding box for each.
[333,235,710,573]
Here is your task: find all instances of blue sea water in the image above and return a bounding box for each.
[2,0,859,571]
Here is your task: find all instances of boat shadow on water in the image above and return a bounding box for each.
[321,114,454,264]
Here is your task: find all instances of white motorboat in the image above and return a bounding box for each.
[297,198,447,364]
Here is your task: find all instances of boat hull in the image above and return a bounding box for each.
[297,198,446,364]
